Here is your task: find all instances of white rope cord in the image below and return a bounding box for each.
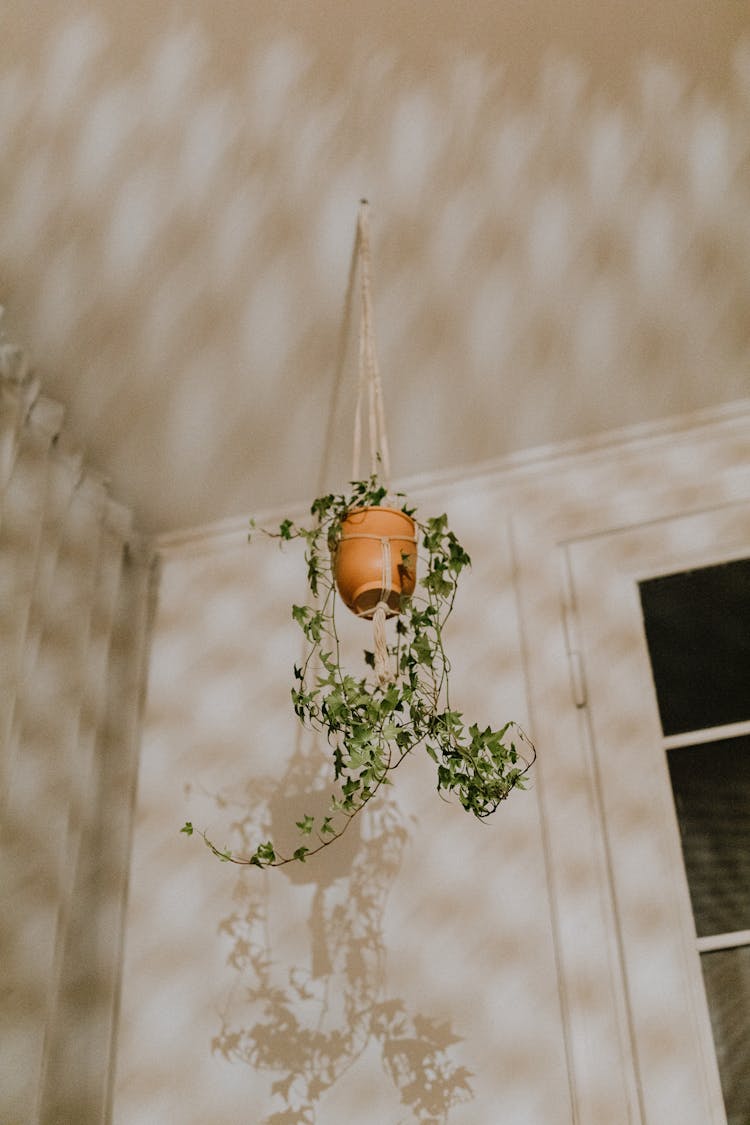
[352,200,391,489]
[306,205,397,699]
[350,201,396,686]
[339,531,417,544]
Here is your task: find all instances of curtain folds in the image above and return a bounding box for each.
[0,337,157,1125]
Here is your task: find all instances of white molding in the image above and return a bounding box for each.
[156,397,750,556]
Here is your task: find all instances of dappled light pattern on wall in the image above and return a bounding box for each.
[0,324,155,1125]
[115,489,567,1123]
[1,11,749,531]
[205,739,472,1124]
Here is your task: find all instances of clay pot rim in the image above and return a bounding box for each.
[340,504,416,522]
[339,506,418,543]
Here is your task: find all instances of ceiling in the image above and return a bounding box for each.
[1,3,749,533]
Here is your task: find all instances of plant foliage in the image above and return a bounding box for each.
[187,476,535,868]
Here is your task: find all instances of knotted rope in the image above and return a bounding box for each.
[372,600,391,686]
[372,529,393,686]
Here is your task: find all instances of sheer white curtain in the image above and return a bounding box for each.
[0,333,157,1125]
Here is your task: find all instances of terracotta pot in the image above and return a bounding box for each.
[334,506,417,618]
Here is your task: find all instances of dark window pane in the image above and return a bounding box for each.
[701,945,750,1125]
[638,558,750,736]
[667,735,750,938]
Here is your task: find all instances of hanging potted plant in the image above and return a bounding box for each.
[183,203,535,868]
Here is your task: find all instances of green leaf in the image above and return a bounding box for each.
[256,841,276,864]
[181,821,194,836]
[245,477,535,861]
[345,745,371,770]
[292,847,309,863]
[291,604,309,626]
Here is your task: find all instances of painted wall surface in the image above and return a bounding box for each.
[114,404,750,1124]
[114,482,569,1124]
[2,6,748,532]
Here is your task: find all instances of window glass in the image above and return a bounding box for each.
[701,945,750,1125]
[639,558,750,736]
[667,735,750,938]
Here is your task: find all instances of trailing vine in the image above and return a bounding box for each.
[183,475,535,868]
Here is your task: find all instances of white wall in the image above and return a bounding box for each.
[114,481,568,1124]
[114,400,750,1124]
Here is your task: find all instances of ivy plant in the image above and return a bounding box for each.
[183,476,535,868]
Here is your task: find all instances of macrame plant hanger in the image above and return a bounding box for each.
[352,199,391,493]
[351,200,396,688]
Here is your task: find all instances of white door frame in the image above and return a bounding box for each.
[567,499,750,1124]
[510,408,750,1124]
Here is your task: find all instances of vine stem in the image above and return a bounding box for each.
[191,479,536,869]
[199,745,393,868]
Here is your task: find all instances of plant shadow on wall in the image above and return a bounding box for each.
[193,733,474,1125]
